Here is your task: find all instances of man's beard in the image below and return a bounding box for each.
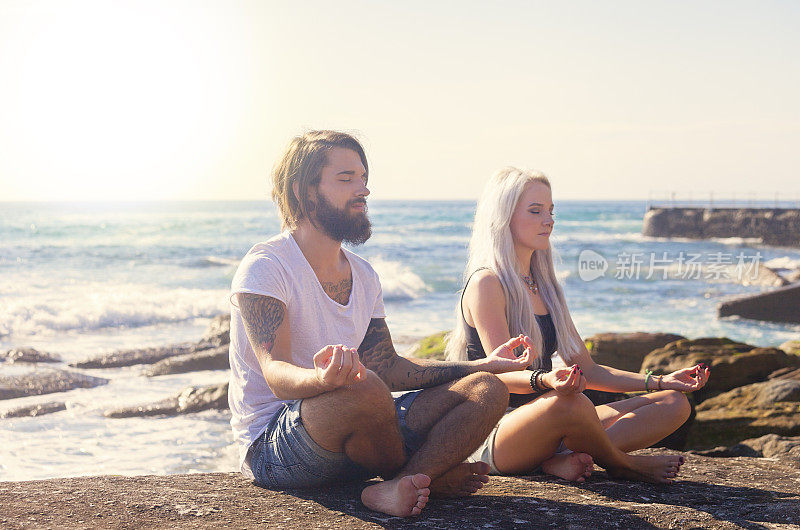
[313,193,372,245]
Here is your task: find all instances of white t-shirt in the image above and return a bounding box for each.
[228,232,386,475]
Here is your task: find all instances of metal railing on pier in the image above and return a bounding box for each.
[646,191,800,210]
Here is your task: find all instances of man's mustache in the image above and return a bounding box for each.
[349,198,367,207]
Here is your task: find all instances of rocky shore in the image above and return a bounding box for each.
[3,317,800,527]
[1,451,798,529]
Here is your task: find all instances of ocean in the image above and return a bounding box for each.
[2,200,799,482]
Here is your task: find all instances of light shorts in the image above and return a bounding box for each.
[467,408,571,475]
[247,390,424,489]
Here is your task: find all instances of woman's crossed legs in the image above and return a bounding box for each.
[491,390,690,483]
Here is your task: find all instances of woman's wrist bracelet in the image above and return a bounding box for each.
[529,371,540,394]
[644,370,652,392]
[529,369,546,394]
[536,371,548,391]
[657,375,663,391]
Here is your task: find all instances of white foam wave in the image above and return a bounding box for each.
[193,256,240,268]
[708,237,763,246]
[764,257,800,271]
[369,257,430,301]
[553,232,647,243]
[1,284,229,337]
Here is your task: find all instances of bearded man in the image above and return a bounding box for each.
[228,130,533,517]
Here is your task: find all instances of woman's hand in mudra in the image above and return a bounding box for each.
[482,335,535,373]
[542,364,587,395]
[660,363,711,392]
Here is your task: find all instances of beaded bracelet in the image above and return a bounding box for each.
[529,369,547,394]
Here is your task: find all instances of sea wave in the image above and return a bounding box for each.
[1,285,229,336]
[189,256,241,268]
[764,257,800,271]
[708,237,764,246]
[369,257,431,301]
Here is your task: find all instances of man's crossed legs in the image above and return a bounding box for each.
[247,370,508,517]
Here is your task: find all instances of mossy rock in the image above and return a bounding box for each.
[583,332,685,373]
[407,332,448,360]
[780,340,800,356]
[641,337,800,403]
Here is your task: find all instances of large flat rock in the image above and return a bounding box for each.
[143,345,229,377]
[0,450,798,529]
[0,368,109,400]
[104,382,228,418]
[718,283,800,324]
[689,379,800,449]
[641,337,800,402]
[1,347,60,364]
[585,332,685,373]
[71,344,209,369]
[0,401,66,419]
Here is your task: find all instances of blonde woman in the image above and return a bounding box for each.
[446,167,710,483]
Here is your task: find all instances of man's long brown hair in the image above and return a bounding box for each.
[271,130,369,230]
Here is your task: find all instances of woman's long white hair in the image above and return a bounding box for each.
[445,167,583,367]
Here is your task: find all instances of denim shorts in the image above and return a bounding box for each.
[247,390,424,489]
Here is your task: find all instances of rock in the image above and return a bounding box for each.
[729,265,789,288]
[0,368,109,400]
[1,452,799,528]
[175,383,228,413]
[103,398,182,418]
[642,206,800,247]
[739,433,800,461]
[780,339,800,356]
[105,382,229,418]
[2,347,60,364]
[786,268,800,283]
[584,332,685,372]
[198,314,230,348]
[640,337,800,402]
[698,379,800,409]
[0,401,66,419]
[144,346,229,376]
[770,366,800,381]
[693,434,800,463]
[72,343,209,369]
[689,379,800,449]
[718,283,800,324]
[406,331,448,360]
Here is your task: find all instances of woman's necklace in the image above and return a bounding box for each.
[521,273,539,295]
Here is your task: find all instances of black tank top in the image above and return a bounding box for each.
[461,270,558,408]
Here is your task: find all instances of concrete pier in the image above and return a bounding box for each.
[642,207,800,247]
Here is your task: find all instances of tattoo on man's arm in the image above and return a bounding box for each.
[239,294,285,357]
[358,318,472,389]
[358,318,398,375]
[400,360,473,389]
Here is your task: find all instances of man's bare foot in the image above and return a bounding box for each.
[429,462,490,498]
[541,452,594,483]
[361,474,431,517]
[607,454,684,484]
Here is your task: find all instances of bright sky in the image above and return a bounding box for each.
[1,0,798,201]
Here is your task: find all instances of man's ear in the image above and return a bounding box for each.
[293,181,317,212]
[291,181,301,203]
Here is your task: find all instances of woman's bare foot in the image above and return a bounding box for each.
[361,474,431,517]
[541,452,594,483]
[429,462,491,497]
[607,454,684,484]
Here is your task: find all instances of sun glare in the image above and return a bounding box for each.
[1,1,250,201]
